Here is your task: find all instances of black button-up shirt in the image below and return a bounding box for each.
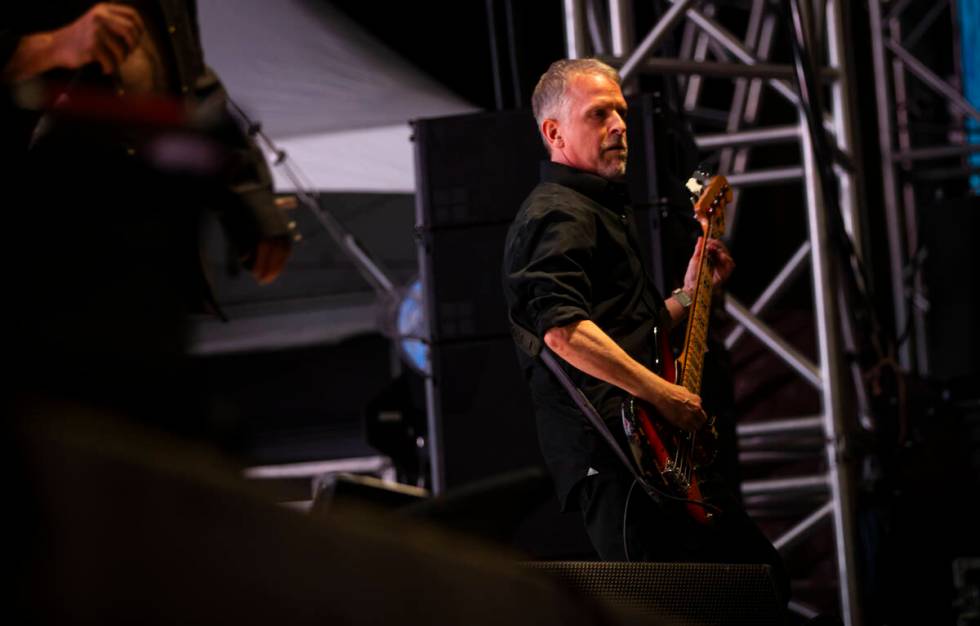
[503,161,669,510]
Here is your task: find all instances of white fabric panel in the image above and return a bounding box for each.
[188,294,379,354]
[196,0,475,139]
[267,123,415,193]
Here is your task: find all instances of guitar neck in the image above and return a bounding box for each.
[678,225,720,394]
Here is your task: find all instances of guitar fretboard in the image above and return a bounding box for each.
[678,219,722,395]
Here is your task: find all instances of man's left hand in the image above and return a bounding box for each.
[682,237,735,293]
[243,195,298,285]
[246,235,291,285]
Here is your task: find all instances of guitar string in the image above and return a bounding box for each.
[678,186,722,496]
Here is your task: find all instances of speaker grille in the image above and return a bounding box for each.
[525,561,782,626]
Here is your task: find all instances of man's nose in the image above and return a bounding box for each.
[609,112,626,134]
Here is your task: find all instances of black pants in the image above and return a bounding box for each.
[578,470,791,604]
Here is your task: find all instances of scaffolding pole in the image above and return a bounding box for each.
[868,0,979,376]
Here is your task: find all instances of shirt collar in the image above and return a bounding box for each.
[540,161,630,210]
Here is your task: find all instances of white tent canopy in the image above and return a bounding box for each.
[197,0,477,193]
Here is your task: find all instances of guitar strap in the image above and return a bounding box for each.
[508,313,660,504]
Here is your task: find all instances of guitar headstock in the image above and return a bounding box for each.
[685,169,731,238]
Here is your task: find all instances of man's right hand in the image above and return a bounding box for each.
[52,3,145,75]
[649,382,708,432]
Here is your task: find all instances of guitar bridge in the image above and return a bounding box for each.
[661,460,692,492]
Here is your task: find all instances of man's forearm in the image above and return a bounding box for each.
[544,319,670,406]
[2,32,63,82]
[543,318,705,430]
[4,5,149,83]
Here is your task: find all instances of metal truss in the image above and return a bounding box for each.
[867,0,980,374]
[562,1,864,622]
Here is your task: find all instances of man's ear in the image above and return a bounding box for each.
[542,118,563,150]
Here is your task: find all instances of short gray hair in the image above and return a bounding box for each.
[531,58,621,128]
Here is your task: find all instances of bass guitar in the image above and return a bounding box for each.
[621,171,732,525]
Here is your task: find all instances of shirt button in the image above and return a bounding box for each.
[168,25,177,34]
[181,85,189,94]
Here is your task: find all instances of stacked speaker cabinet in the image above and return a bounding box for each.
[413,109,547,494]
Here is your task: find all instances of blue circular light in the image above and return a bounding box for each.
[396,279,430,375]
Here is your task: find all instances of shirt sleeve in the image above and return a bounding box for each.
[192,66,291,252]
[506,205,596,339]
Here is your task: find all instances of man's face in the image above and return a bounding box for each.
[552,72,629,180]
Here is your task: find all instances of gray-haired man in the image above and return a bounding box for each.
[504,58,786,600]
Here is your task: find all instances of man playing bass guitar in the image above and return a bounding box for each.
[503,58,787,600]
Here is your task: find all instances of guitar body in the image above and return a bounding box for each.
[621,329,719,525]
[620,172,731,526]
